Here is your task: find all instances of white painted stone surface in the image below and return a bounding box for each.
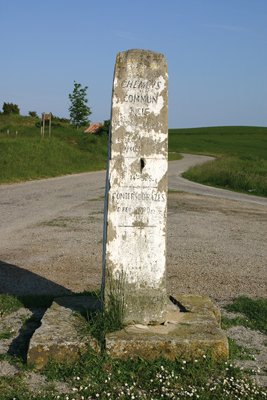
[102,49,169,324]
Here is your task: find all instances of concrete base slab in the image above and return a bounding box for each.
[106,295,229,361]
[27,296,100,370]
[28,294,228,369]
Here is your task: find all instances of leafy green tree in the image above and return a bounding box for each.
[2,102,20,115]
[68,81,91,129]
[28,111,38,118]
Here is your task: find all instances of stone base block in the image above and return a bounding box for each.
[106,295,229,362]
[27,296,100,370]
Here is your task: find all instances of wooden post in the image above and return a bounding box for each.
[49,112,51,137]
[42,113,45,137]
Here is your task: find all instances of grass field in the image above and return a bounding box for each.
[1,116,266,197]
[169,126,267,197]
[169,126,267,158]
[0,115,108,184]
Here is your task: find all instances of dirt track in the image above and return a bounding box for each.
[1,190,266,305]
[1,155,267,301]
[1,158,267,387]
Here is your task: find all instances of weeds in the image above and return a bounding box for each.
[0,326,16,340]
[228,337,257,361]
[78,277,125,350]
[39,356,267,399]
[1,294,267,398]
[223,296,267,335]
[0,294,23,317]
[40,217,82,228]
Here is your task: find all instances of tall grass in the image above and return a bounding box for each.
[183,155,267,197]
[169,126,267,197]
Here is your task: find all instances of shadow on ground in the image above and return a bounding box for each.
[0,259,76,361]
[0,260,74,296]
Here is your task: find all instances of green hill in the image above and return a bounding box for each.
[0,114,108,184]
[169,126,267,197]
[169,126,267,159]
[1,115,266,197]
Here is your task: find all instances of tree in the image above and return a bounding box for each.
[28,111,38,118]
[2,102,20,115]
[68,81,91,129]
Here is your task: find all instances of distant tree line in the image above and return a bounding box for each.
[2,102,20,115]
[28,111,70,123]
[1,105,69,124]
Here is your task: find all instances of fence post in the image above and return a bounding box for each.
[49,112,51,137]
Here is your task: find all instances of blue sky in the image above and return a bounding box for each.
[0,0,266,128]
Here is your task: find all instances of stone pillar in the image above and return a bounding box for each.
[102,49,168,325]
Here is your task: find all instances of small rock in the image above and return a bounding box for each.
[0,361,20,376]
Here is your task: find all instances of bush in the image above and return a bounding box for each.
[97,119,110,136]
[2,102,20,115]
[28,111,38,118]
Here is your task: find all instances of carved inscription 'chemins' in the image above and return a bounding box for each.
[121,79,162,90]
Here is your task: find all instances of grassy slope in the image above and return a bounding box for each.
[169,126,267,197]
[169,126,267,158]
[0,115,182,184]
[0,115,108,184]
[1,117,267,197]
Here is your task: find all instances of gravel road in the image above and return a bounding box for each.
[1,154,267,388]
[1,153,267,299]
[1,154,266,240]
[168,154,267,206]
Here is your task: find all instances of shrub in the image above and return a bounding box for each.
[2,102,20,115]
[28,111,38,118]
[97,119,110,136]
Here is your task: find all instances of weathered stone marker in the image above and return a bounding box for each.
[27,50,229,368]
[102,49,169,324]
